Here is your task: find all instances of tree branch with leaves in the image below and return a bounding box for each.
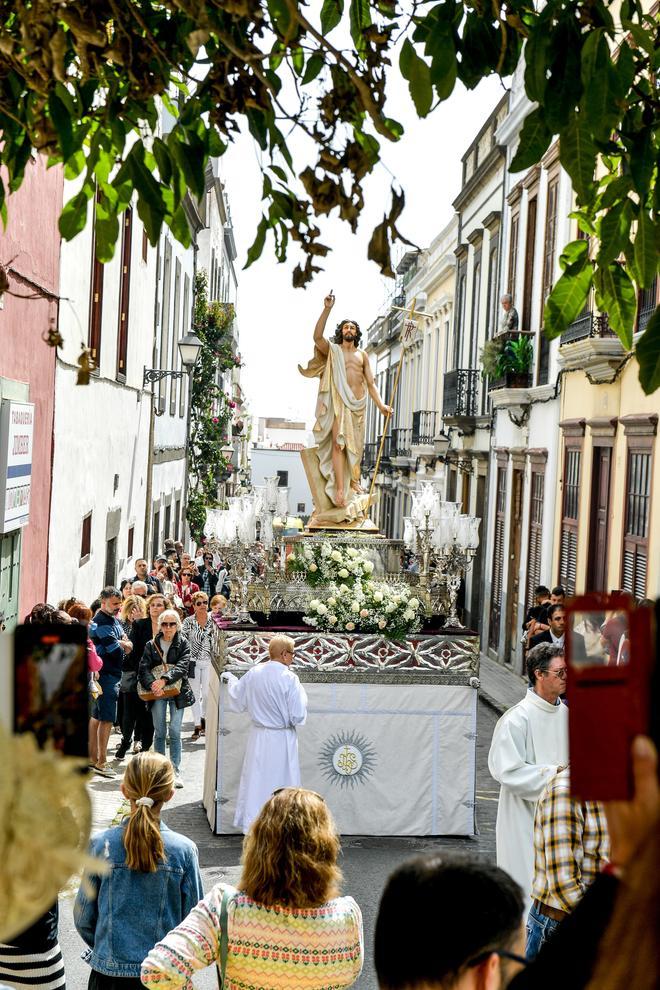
[0,0,657,388]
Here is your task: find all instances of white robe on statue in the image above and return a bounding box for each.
[488,690,568,911]
[224,660,308,833]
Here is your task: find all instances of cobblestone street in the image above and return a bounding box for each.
[58,699,500,990]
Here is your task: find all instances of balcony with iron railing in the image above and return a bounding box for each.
[442,369,479,419]
[362,441,378,472]
[557,309,627,382]
[391,427,412,459]
[637,277,658,334]
[411,410,436,446]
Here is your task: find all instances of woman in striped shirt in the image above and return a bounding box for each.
[141,788,363,990]
[181,592,214,741]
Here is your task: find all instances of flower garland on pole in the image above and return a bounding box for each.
[186,270,238,543]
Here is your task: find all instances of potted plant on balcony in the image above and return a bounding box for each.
[501,335,533,387]
[479,337,505,379]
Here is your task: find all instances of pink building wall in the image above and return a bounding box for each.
[0,156,63,615]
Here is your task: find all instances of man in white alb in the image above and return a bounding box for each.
[488,643,569,912]
[221,634,308,833]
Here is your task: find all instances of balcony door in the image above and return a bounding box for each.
[586,446,612,592]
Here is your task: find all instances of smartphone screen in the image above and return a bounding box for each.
[14,623,88,758]
[566,595,651,802]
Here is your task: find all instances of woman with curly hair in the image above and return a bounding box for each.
[141,788,363,989]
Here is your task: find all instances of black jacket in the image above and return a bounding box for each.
[127,617,157,673]
[131,573,163,594]
[139,631,194,710]
[528,629,554,650]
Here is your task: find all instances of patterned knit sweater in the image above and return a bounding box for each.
[141,883,363,990]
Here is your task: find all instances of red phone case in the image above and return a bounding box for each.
[566,592,653,802]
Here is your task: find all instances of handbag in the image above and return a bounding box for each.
[120,670,138,693]
[216,887,235,988]
[138,642,182,701]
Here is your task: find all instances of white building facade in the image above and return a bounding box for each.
[48,191,157,603]
[482,64,574,671]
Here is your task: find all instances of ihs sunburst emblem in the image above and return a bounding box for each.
[319,731,377,789]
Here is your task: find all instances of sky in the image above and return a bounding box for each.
[219,71,505,426]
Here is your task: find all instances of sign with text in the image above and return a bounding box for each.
[0,400,34,533]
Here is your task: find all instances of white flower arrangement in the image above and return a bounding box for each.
[287,540,374,587]
[305,579,423,641]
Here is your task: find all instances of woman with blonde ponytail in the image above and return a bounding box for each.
[74,753,203,989]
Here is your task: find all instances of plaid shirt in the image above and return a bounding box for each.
[531,768,609,913]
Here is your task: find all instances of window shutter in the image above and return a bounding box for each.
[526,470,544,609]
[489,466,507,648]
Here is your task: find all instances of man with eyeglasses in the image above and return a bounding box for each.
[375,857,527,990]
[221,634,308,834]
[488,644,569,914]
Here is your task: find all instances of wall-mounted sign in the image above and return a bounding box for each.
[0,400,34,533]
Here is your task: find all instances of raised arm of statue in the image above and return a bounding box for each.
[313,293,334,356]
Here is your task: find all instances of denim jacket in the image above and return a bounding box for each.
[74,821,204,978]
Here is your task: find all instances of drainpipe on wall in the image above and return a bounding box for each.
[143,238,161,558]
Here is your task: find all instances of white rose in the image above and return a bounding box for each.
[309,562,318,572]
[347,547,358,558]
[316,603,327,615]
[328,597,337,606]
[378,619,387,629]
[373,590,384,603]
[403,610,414,622]
[364,560,374,573]
[359,608,369,618]
[408,597,419,608]
[328,615,337,625]
[339,583,349,593]
[338,568,349,578]
[351,601,360,612]
[331,550,342,562]
[345,621,355,631]
[310,599,320,609]
[385,602,396,614]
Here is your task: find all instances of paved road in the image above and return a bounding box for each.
[59,700,500,989]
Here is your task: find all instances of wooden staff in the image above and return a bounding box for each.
[367,296,422,512]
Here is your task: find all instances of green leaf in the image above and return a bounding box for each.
[597,199,632,267]
[169,203,192,248]
[510,108,552,173]
[49,92,75,160]
[544,263,593,338]
[633,208,657,289]
[152,138,173,185]
[636,306,660,394]
[169,135,207,198]
[459,14,500,88]
[580,30,619,141]
[594,263,636,349]
[321,0,343,34]
[59,188,91,241]
[94,210,119,263]
[302,52,325,84]
[292,46,304,76]
[629,127,654,198]
[559,238,589,272]
[399,39,433,117]
[599,175,633,210]
[425,20,457,100]
[524,30,551,103]
[245,217,268,268]
[349,0,372,55]
[383,117,404,139]
[559,115,596,203]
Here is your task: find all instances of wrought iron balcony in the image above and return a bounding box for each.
[363,442,378,471]
[442,370,478,418]
[638,278,658,334]
[560,309,614,345]
[411,410,436,445]
[392,427,412,457]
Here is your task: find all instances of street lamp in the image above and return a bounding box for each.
[178,331,202,369]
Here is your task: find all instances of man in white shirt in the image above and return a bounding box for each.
[222,634,308,833]
[488,644,569,913]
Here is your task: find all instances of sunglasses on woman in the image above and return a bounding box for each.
[161,621,177,628]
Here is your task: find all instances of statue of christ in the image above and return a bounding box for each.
[299,293,392,526]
